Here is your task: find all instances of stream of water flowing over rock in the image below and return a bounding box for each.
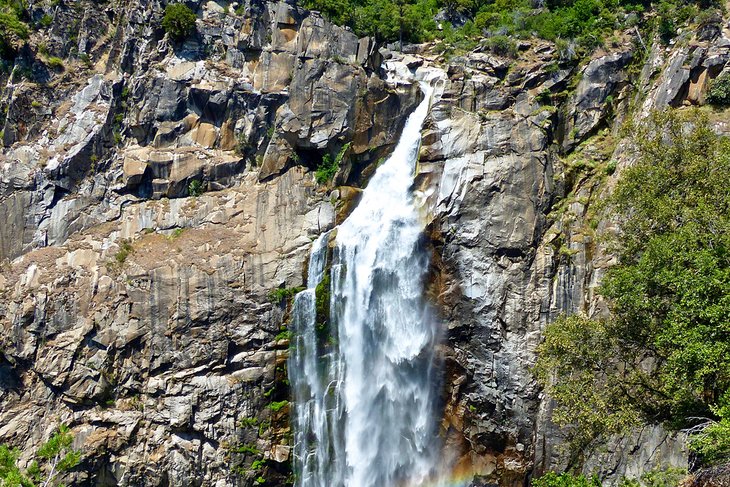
[290,79,440,487]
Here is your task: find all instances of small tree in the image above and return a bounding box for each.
[535,109,730,465]
[161,3,196,41]
[0,425,80,486]
[706,73,730,107]
[36,425,81,486]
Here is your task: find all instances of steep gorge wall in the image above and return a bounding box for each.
[1,0,730,485]
[417,23,730,485]
[0,1,416,485]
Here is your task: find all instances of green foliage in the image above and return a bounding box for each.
[315,142,350,185]
[706,73,730,107]
[302,0,439,43]
[536,109,730,465]
[269,400,288,413]
[639,467,687,487]
[483,34,518,57]
[536,89,553,105]
[619,466,688,487]
[534,314,640,454]
[0,8,29,61]
[46,56,64,70]
[234,444,261,456]
[315,273,331,330]
[239,417,258,428]
[315,154,337,184]
[161,3,196,41]
[268,286,304,304]
[188,179,203,197]
[0,424,80,487]
[37,425,81,473]
[531,472,601,487]
[470,0,620,52]
[38,14,52,27]
[604,160,617,176]
[275,329,291,341]
[114,239,134,264]
[688,397,730,465]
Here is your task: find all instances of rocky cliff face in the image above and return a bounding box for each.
[416,26,730,485]
[1,0,728,485]
[0,1,415,485]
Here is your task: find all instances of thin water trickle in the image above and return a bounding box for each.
[290,80,441,487]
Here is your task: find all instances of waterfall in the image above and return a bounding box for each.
[290,80,440,487]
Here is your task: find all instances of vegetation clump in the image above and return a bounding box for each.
[188,179,204,197]
[114,240,134,264]
[46,56,63,70]
[536,109,730,465]
[268,286,305,305]
[315,143,350,185]
[269,400,289,413]
[0,1,29,61]
[0,424,81,486]
[301,0,717,59]
[706,73,730,107]
[162,3,196,41]
[531,472,601,487]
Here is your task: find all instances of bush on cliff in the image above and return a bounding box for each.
[304,0,721,59]
[0,5,29,61]
[162,3,196,41]
[531,472,602,487]
[303,0,439,42]
[0,424,81,486]
[706,73,730,107]
[535,109,730,465]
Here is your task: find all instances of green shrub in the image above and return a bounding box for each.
[304,0,439,43]
[114,239,134,264]
[0,424,80,486]
[535,89,552,105]
[234,444,260,456]
[484,35,518,57]
[688,397,730,465]
[46,56,64,70]
[38,14,52,27]
[706,73,730,107]
[239,417,258,428]
[187,179,203,197]
[315,142,350,184]
[268,286,305,304]
[604,160,617,175]
[274,329,291,341]
[161,3,196,41]
[536,110,730,464]
[532,472,602,487]
[269,400,288,413]
[0,10,29,61]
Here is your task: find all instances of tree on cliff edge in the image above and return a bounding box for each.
[535,109,730,468]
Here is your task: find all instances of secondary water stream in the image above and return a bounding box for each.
[290,79,440,487]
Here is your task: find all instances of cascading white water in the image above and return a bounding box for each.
[290,80,440,487]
